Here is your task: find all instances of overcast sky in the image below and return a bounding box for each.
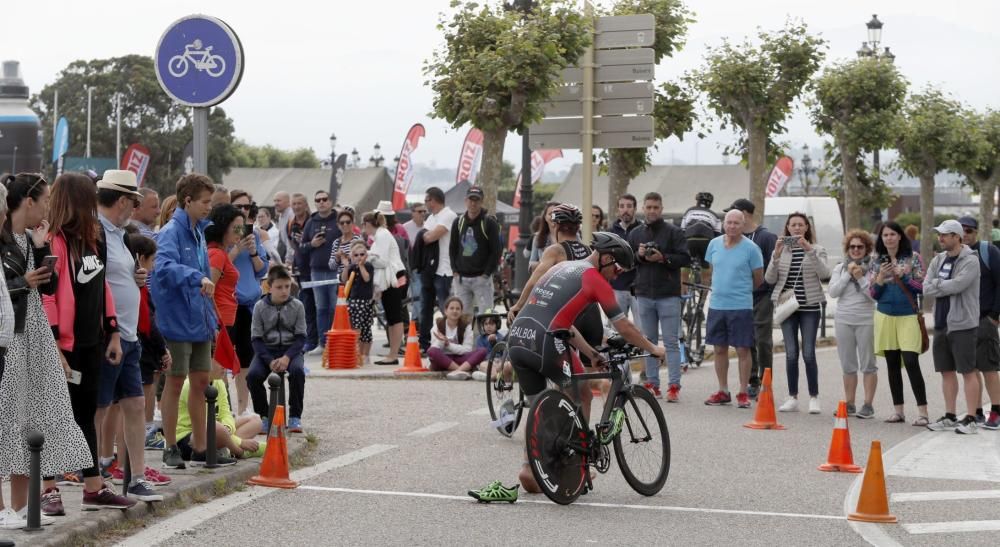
[6,0,998,177]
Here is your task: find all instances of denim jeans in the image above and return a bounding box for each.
[311,269,339,348]
[419,274,453,349]
[781,309,821,397]
[613,289,641,327]
[247,349,306,419]
[409,273,423,322]
[636,296,681,388]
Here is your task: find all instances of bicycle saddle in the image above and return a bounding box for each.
[606,335,627,349]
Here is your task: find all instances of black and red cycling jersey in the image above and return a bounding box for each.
[508,260,623,349]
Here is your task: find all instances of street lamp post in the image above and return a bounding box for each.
[349,148,361,169]
[329,132,337,195]
[506,0,537,292]
[370,143,384,168]
[797,144,817,196]
[857,14,895,225]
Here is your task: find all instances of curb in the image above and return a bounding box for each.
[20,437,310,547]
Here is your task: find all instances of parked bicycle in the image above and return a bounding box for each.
[525,331,670,505]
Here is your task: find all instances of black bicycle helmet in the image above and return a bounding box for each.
[695,192,714,208]
[550,203,583,225]
[591,231,635,271]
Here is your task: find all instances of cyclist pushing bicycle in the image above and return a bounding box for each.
[469,233,665,502]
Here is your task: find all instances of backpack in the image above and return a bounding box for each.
[979,240,992,271]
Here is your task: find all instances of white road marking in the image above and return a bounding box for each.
[297,485,844,520]
[892,490,1000,503]
[890,432,1000,483]
[467,407,491,416]
[903,520,1000,534]
[115,444,396,547]
[407,421,459,437]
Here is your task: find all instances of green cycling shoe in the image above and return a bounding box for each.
[468,480,519,503]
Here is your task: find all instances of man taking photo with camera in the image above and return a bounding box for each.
[627,192,690,401]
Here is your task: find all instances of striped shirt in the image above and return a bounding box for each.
[783,247,821,311]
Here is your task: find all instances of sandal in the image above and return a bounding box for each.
[911,415,929,427]
[884,413,905,423]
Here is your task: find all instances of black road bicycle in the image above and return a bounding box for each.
[525,331,670,505]
[680,273,711,369]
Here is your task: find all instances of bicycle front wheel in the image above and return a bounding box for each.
[485,342,523,437]
[613,385,670,496]
[525,389,587,505]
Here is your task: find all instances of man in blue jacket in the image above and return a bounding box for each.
[298,190,341,355]
[152,173,232,469]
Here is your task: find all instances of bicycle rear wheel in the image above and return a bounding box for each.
[525,389,588,505]
[485,342,523,437]
[613,385,670,496]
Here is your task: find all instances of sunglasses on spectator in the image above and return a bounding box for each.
[848,245,866,250]
[315,197,329,203]
[964,228,976,234]
[338,220,352,226]
[235,203,251,210]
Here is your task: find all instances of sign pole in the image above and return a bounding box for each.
[581,1,595,242]
[193,107,209,174]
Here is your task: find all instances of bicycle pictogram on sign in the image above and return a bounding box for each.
[168,39,226,78]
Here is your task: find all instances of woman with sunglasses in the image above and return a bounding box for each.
[828,229,878,419]
[328,210,363,280]
[0,174,117,526]
[591,205,606,231]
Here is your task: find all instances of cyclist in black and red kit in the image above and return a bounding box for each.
[472,232,664,499]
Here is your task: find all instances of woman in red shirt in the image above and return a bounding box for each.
[205,204,249,343]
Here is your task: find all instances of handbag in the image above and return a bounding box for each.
[773,255,803,324]
[893,275,929,354]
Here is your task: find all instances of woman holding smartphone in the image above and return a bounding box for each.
[766,212,829,414]
[869,221,929,425]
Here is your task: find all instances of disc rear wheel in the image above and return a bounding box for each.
[525,389,588,505]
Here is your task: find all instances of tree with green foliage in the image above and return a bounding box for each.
[818,141,896,231]
[811,58,907,229]
[690,22,825,221]
[232,140,320,168]
[603,0,696,216]
[952,109,1000,230]
[894,88,969,261]
[425,0,590,214]
[30,55,239,194]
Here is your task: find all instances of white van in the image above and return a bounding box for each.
[762,197,844,279]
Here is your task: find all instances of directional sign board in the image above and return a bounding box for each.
[594,14,655,48]
[529,116,653,149]
[155,15,244,107]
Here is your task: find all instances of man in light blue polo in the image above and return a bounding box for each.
[703,209,764,409]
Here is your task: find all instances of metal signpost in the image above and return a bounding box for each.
[528,9,655,241]
[154,15,244,174]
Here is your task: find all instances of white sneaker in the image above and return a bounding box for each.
[778,398,799,412]
[446,370,471,381]
[308,346,325,356]
[16,507,54,526]
[471,370,488,382]
[0,507,26,529]
[808,397,821,414]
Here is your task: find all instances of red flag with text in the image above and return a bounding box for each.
[509,149,563,249]
[764,156,794,198]
[455,128,484,185]
[391,124,426,210]
[121,144,151,187]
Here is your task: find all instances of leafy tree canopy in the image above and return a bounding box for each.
[233,141,320,169]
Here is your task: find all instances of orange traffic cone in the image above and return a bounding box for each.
[247,406,298,489]
[847,441,897,523]
[744,368,786,430]
[395,321,427,373]
[325,284,359,369]
[819,400,863,473]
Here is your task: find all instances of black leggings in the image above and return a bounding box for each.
[64,344,103,479]
[234,305,255,371]
[883,350,927,407]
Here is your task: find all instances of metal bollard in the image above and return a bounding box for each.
[204,385,218,469]
[121,445,131,496]
[25,430,44,533]
[266,372,281,431]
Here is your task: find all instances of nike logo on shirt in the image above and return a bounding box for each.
[77,255,105,285]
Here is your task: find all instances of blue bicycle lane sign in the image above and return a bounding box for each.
[155,15,244,107]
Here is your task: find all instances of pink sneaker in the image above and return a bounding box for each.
[144,466,172,486]
[666,384,680,403]
[704,391,732,406]
[736,392,751,409]
[642,383,662,398]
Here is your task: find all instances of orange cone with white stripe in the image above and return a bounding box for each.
[848,441,897,523]
[247,406,298,489]
[819,400,863,473]
[395,321,426,373]
[744,368,785,430]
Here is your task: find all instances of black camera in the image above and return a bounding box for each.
[643,242,659,258]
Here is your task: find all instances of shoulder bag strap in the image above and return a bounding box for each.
[892,275,920,314]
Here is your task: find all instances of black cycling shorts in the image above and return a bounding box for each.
[508,318,584,396]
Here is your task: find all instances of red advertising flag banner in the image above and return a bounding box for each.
[392,124,426,210]
[765,156,794,198]
[121,144,151,187]
[455,128,484,185]
[513,149,563,208]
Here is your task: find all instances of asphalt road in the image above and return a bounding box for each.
[119,346,1000,547]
